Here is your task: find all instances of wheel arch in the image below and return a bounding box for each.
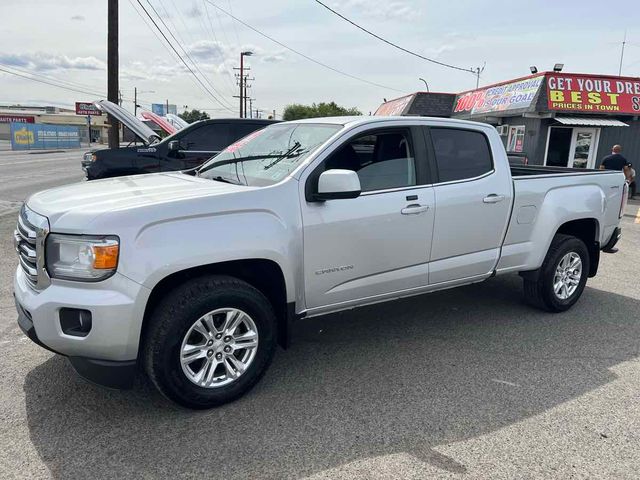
[555,218,600,277]
[140,258,291,351]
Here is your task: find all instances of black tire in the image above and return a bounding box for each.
[143,275,277,409]
[523,234,590,312]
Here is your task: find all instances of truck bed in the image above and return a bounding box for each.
[510,165,617,178]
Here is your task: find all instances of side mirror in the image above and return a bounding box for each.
[168,140,180,152]
[314,169,361,201]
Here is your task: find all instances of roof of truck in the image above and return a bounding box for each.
[283,115,491,128]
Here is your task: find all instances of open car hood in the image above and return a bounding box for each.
[141,110,177,135]
[165,113,189,130]
[95,99,161,145]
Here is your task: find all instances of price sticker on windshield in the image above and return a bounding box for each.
[224,129,265,153]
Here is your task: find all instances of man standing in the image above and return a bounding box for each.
[599,144,628,171]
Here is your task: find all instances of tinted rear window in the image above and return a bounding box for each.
[431,128,493,182]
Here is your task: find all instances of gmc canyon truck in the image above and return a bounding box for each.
[14,116,626,409]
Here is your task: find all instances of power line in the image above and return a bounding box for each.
[203,0,404,93]
[0,63,106,95]
[143,0,234,109]
[0,66,106,98]
[314,0,478,75]
[200,0,237,93]
[134,0,234,112]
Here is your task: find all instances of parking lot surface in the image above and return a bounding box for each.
[1,149,639,479]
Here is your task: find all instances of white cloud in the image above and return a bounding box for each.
[186,3,202,18]
[0,52,104,71]
[70,15,85,21]
[187,40,228,62]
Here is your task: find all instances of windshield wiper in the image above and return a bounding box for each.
[210,175,241,185]
[263,141,303,170]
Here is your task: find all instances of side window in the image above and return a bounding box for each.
[181,125,230,151]
[430,128,493,182]
[324,130,416,192]
[231,123,264,143]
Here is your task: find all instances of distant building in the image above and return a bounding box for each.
[376,72,640,169]
[0,104,109,144]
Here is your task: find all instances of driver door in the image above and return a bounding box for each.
[301,126,435,312]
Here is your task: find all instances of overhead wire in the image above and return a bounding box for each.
[203,0,404,93]
[142,0,234,109]
[313,0,478,75]
[134,0,234,112]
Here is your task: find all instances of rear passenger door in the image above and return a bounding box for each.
[426,126,513,284]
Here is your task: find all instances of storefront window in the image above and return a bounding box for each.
[507,125,525,152]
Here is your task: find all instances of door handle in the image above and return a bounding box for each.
[401,204,429,215]
[483,194,505,204]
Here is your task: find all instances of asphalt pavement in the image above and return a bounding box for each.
[1,149,639,479]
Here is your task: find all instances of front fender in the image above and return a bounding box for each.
[118,209,298,303]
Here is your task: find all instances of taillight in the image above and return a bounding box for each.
[619,182,629,219]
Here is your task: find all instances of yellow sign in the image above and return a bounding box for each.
[13,127,34,145]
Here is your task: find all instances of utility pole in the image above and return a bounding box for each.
[243,75,254,119]
[236,51,253,118]
[248,98,254,118]
[166,99,169,115]
[107,0,119,148]
[474,63,486,89]
[619,30,627,76]
[134,87,137,117]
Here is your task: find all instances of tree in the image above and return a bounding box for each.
[282,102,361,121]
[179,109,210,123]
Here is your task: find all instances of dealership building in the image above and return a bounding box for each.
[376,71,640,169]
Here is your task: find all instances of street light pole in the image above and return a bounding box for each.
[418,78,429,92]
[134,88,155,116]
[238,51,253,118]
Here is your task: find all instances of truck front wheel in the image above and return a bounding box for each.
[143,275,277,409]
[523,234,590,312]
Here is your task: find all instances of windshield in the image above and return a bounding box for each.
[197,123,342,186]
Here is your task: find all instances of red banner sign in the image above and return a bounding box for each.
[75,102,102,116]
[0,114,35,124]
[547,73,640,114]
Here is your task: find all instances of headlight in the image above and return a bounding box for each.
[83,152,96,162]
[46,234,119,281]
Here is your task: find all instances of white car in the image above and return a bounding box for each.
[14,116,626,408]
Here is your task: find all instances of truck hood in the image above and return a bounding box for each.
[26,173,248,229]
[95,99,161,145]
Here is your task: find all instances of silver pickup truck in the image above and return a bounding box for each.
[13,116,627,408]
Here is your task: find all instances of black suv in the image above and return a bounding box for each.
[82,101,277,180]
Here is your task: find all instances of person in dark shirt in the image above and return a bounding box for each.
[599,144,628,171]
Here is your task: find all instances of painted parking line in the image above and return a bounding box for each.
[635,207,640,224]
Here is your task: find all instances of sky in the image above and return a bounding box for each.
[1,0,640,118]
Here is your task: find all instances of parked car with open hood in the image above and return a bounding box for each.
[82,100,277,180]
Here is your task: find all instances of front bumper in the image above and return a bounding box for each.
[16,298,137,389]
[14,267,151,388]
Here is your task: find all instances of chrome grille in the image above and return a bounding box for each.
[14,206,50,290]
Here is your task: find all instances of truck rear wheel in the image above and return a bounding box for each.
[143,275,277,409]
[523,234,590,312]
